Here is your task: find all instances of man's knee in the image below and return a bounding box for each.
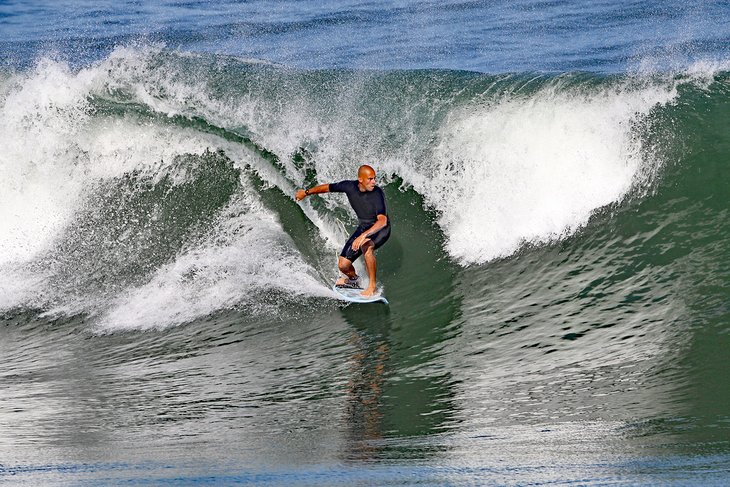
[338,257,353,272]
[362,240,375,255]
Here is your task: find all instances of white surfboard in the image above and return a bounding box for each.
[332,284,389,304]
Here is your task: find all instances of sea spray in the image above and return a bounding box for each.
[422,80,678,264]
[1,47,725,329]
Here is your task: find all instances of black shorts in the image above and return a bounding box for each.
[340,225,391,262]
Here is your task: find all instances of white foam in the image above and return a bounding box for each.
[0,265,50,310]
[412,82,679,264]
[0,53,212,266]
[0,51,333,324]
[0,59,93,265]
[96,190,331,332]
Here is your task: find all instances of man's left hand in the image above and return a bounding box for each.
[352,234,370,251]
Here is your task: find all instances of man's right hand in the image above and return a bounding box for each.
[295,189,307,201]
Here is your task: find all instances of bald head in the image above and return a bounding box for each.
[358,165,375,178]
[357,164,377,192]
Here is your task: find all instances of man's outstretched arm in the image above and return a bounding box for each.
[295,183,330,201]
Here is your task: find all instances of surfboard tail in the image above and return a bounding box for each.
[332,284,388,304]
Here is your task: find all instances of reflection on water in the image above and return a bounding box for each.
[337,184,463,460]
[344,319,389,459]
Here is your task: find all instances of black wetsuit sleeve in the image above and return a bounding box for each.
[328,180,350,193]
[374,188,387,217]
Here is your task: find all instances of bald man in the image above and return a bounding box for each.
[296,165,390,297]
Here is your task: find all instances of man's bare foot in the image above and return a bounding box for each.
[361,287,377,297]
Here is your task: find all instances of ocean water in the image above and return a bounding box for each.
[2,1,730,485]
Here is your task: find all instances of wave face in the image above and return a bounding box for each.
[3,46,730,482]
[1,48,726,325]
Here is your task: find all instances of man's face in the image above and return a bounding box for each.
[359,169,377,191]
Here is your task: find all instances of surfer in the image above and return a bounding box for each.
[296,165,390,297]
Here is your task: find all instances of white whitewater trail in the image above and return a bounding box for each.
[0,52,332,329]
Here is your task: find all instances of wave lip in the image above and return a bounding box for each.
[424,79,678,264]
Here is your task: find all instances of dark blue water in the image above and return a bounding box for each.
[2,0,729,72]
[2,1,730,485]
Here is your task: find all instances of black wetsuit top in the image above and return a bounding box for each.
[329,180,389,230]
[329,180,391,261]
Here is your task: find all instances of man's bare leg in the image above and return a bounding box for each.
[336,256,358,286]
[361,241,377,296]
